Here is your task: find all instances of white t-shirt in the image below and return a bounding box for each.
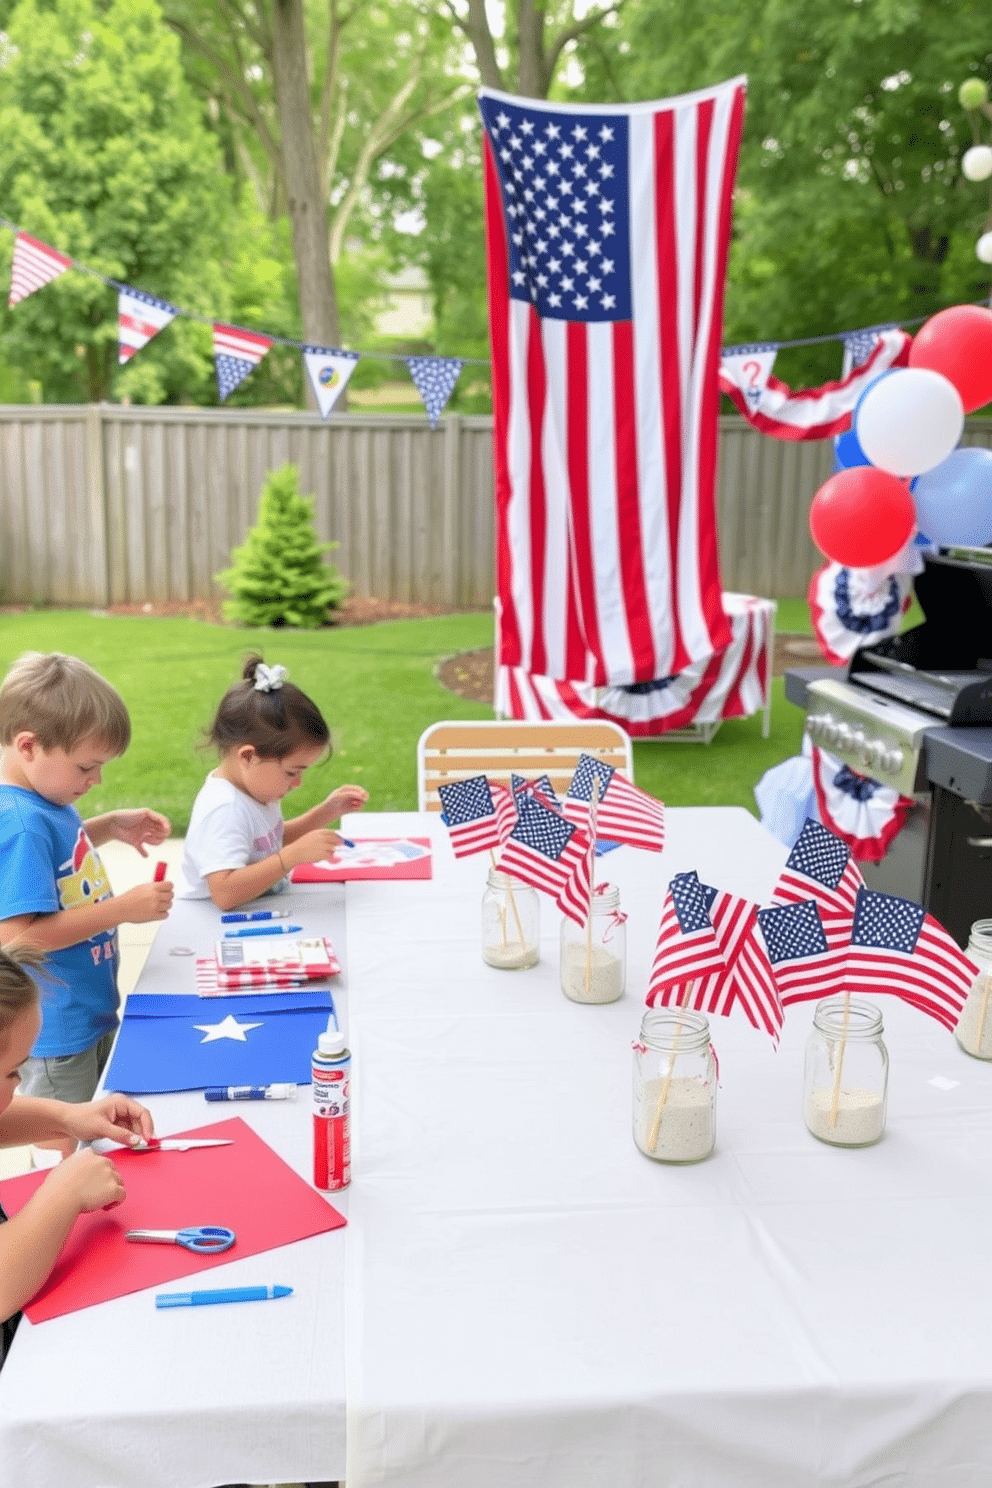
[178,772,286,899]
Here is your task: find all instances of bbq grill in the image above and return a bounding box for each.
[786,545,992,947]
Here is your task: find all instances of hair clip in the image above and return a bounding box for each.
[254,663,288,693]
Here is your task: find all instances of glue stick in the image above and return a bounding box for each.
[312,1017,350,1190]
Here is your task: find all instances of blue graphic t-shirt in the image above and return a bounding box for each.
[0,785,119,1056]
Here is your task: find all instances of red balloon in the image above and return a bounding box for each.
[908,305,992,413]
[809,467,916,567]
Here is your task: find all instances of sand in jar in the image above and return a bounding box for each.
[483,940,539,970]
[560,941,623,1003]
[805,1088,885,1147]
[634,1077,714,1162]
[955,974,992,1059]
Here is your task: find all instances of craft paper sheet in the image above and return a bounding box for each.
[291,837,432,881]
[103,989,335,1093]
[0,1118,344,1322]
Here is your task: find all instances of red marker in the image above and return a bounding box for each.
[153,861,168,882]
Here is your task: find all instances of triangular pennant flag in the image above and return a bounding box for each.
[406,355,462,428]
[8,231,72,307]
[302,345,359,418]
[118,287,178,364]
[718,345,778,411]
[213,322,273,401]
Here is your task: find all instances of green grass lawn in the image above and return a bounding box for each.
[0,598,829,833]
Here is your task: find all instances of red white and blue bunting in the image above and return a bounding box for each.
[807,560,913,666]
[213,322,273,402]
[118,288,177,364]
[302,346,359,418]
[810,743,914,864]
[8,230,71,307]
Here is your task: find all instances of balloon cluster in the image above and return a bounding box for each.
[809,307,992,567]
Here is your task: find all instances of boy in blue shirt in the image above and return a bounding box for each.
[0,652,172,1159]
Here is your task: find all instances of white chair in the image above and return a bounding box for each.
[417,719,633,814]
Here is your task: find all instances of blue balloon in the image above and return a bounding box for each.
[911,446,992,547]
[834,428,872,470]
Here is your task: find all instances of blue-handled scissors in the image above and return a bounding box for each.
[125,1226,236,1254]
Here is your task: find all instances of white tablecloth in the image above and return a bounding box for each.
[344,812,992,1488]
[0,884,349,1488]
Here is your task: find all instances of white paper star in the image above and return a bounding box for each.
[194,1014,264,1043]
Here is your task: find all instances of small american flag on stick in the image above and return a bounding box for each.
[496,791,592,925]
[562,754,664,852]
[438,775,517,857]
[757,899,847,1007]
[847,889,977,1032]
[771,818,864,933]
[646,872,726,1007]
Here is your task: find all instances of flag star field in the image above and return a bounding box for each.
[759,900,829,963]
[786,819,852,888]
[852,890,925,950]
[671,871,717,934]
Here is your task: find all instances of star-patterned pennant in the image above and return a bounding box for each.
[406,356,462,428]
[118,287,178,364]
[213,322,273,402]
[302,345,359,418]
[8,231,72,307]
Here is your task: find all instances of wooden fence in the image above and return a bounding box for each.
[1,404,990,609]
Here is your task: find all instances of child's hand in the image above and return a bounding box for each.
[112,809,172,856]
[324,784,369,819]
[285,828,343,868]
[61,1094,154,1149]
[46,1149,126,1213]
[116,881,174,924]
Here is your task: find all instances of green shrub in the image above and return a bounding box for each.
[217,463,348,628]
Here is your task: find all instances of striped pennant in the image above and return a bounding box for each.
[118,288,178,364]
[8,231,72,307]
[213,322,273,401]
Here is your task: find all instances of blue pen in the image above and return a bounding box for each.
[156,1285,293,1309]
[224,924,303,938]
[220,910,291,923]
[340,838,355,849]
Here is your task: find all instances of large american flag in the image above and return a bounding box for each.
[438,775,517,857]
[757,899,847,1007]
[479,79,745,693]
[771,818,864,935]
[561,753,665,851]
[847,888,977,1032]
[496,791,592,925]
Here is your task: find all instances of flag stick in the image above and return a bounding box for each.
[647,981,697,1154]
[829,990,852,1128]
[584,776,600,997]
[977,970,992,1054]
[489,849,525,948]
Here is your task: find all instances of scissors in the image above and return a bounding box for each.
[125,1226,236,1254]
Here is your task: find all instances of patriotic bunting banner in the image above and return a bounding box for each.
[118,288,178,364]
[479,77,745,692]
[8,230,71,307]
[303,345,359,418]
[562,752,664,851]
[718,345,777,412]
[496,594,773,736]
[718,327,912,440]
[213,322,273,401]
[810,745,914,865]
[438,775,517,858]
[847,888,977,1032]
[495,791,592,926]
[406,356,462,428]
[808,562,912,666]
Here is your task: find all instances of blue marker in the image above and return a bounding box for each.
[156,1285,293,1309]
[221,910,291,923]
[224,924,304,938]
[340,838,355,849]
[205,1084,296,1102]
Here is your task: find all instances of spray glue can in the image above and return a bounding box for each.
[312,1017,350,1190]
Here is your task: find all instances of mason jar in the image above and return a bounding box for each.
[804,996,888,1147]
[955,919,992,1059]
[481,868,539,970]
[632,1008,716,1163]
[559,883,626,1003]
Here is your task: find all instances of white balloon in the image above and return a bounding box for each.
[977,231,992,264]
[855,368,964,477]
[963,145,992,182]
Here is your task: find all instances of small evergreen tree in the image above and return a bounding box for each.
[217,463,348,628]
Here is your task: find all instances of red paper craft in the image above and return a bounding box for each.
[292,836,433,882]
[0,1117,345,1322]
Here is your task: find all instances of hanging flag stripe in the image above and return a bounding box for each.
[213,323,272,364]
[8,231,72,307]
[118,289,177,364]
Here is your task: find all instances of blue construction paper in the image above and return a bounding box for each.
[104,990,336,1094]
[595,839,622,856]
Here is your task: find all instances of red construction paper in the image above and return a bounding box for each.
[292,837,433,882]
[0,1117,345,1322]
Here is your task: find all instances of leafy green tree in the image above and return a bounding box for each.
[217,462,348,628]
[0,0,233,401]
[576,0,992,385]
